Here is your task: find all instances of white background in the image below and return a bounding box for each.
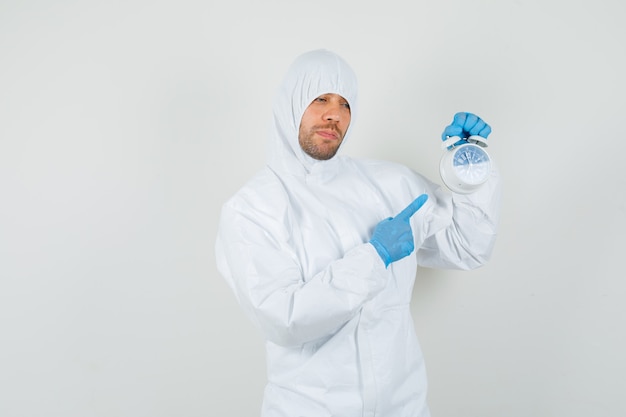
[1,1,625,416]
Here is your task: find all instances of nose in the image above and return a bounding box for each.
[322,103,342,122]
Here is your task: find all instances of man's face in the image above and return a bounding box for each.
[298,93,351,161]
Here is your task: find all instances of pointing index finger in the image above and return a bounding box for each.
[396,194,429,221]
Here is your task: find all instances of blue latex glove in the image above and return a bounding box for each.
[369,194,429,267]
[441,112,491,147]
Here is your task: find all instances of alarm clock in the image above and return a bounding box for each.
[439,135,492,194]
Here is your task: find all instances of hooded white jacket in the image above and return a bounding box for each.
[215,50,501,417]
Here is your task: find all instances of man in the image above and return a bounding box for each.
[215,49,501,417]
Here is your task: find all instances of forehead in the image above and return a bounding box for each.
[314,93,349,102]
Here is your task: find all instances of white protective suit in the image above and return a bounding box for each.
[215,49,501,417]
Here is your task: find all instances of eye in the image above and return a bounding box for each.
[341,102,351,110]
[314,97,327,103]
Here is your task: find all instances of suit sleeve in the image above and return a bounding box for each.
[414,164,502,270]
[215,203,388,347]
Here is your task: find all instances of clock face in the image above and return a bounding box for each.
[451,145,491,185]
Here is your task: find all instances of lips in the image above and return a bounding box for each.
[315,129,339,140]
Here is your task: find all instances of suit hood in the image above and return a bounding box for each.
[266,49,358,177]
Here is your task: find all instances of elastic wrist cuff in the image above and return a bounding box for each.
[369,240,391,268]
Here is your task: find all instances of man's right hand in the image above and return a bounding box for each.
[369,194,428,267]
